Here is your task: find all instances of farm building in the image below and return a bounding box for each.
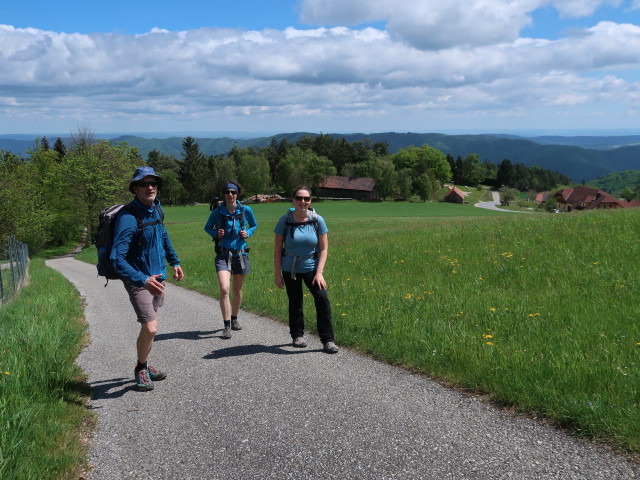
[317,176,378,200]
[535,191,550,203]
[555,186,626,211]
[443,186,466,204]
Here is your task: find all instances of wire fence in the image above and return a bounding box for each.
[0,235,29,304]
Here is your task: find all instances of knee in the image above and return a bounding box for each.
[219,285,231,297]
[142,322,157,337]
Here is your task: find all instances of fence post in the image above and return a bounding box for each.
[1,235,29,304]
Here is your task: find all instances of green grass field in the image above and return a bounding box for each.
[76,200,640,453]
[0,259,91,480]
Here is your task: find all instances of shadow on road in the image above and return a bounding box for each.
[155,330,216,342]
[204,343,322,359]
[89,377,136,402]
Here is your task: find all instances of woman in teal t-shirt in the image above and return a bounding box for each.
[274,186,338,354]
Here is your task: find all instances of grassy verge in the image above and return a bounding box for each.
[0,258,91,480]
[77,200,640,453]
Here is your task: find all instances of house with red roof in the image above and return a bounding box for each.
[443,186,466,204]
[554,186,626,211]
[535,191,550,203]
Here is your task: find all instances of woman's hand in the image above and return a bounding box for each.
[217,228,225,238]
[274,273,285,289]
[312,272,327,290]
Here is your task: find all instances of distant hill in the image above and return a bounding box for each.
[3,132,640,182]
[496,134,640,150]
[589,170,640,195]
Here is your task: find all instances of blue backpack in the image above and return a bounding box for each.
[93,203,164,285]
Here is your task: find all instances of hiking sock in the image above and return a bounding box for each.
[224,320,231,328]
[135,361,148,373]
[231,315,238,322]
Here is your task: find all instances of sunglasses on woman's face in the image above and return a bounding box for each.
[223,190,237,195]
[294,196,311,202]
[137,181,158,188]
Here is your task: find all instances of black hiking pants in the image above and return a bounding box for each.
[282,270,334,344]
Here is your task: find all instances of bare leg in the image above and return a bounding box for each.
[231,274,245,316]
[136,319,158,363]
[217,270,232,321]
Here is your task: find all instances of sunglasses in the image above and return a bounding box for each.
[223,190,237,195]
[136,181,158,188]
[294,196,311,202]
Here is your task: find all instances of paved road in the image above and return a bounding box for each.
[474,191,532,213]
[46,257,638,480]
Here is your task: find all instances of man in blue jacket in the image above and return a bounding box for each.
[111,166,184,391]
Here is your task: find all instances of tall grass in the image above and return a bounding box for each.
[76,201,640,452]
[0,258,90,480]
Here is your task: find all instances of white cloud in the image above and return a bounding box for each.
[0,2,639,134]
[299,0,626,49]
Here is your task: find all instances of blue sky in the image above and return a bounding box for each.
[1,0,640,136]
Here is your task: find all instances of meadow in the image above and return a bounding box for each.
[77,200,639,453]
[0,259,90,479]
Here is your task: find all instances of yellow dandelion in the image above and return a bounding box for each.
[404,293,413,299]
[490,307,497,312]
[341,313,347,316]
[486,342,494,346]
[4,372,9,375]
[477,277,483,281]
[593,262,600,265]
[483,334,493,339]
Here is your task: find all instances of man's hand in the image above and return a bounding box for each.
[173,266,184,281]
[144,274,165,296]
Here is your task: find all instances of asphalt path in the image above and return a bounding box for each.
[474,191,532,213]
[46,257,638,480]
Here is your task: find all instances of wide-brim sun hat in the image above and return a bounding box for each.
[129,166,163,193]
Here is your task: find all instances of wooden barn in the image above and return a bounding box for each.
[317,176,378,200]
[443,186,466,204]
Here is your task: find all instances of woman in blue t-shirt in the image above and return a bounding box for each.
[274,186,338,354]
[205,181,258,339]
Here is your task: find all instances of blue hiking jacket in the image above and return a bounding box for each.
[111,198,180,287]
[204,201,258,251]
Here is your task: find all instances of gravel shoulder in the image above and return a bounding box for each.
[46,257,639,480]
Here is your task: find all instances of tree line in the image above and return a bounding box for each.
[1,131,570,254]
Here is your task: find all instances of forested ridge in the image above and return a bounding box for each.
[3,131,640,182]
[2,131,575,253]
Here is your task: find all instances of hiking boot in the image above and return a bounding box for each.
[221,326,232,339]
[231,318,242,330]
[323,341,339,354]
[147,365,166,381]
[134,368,154,391]
[292,337,307,348]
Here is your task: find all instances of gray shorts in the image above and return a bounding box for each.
[122,280,165,323]
[215,253,250,275]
